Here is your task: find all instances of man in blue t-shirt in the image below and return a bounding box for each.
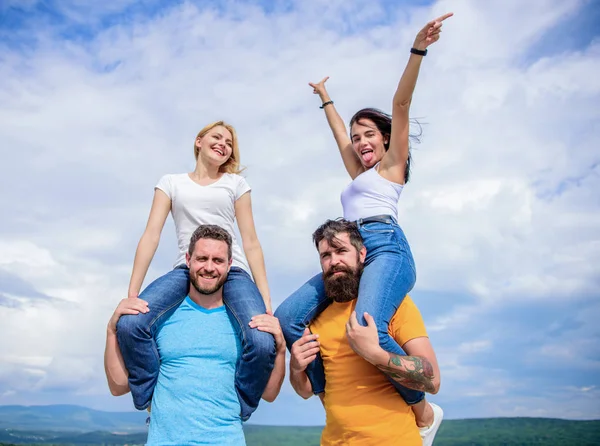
[104,225,285,445]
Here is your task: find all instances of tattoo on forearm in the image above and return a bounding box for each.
[375,355,436,393]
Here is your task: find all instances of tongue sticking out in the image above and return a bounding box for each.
[362,151,374,164]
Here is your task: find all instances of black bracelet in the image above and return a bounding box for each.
[320,100,334,109]
[410,47,427,56]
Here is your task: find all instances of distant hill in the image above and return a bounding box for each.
[0,405,599,445]
[0,429,147,445]
[0,405,146,432]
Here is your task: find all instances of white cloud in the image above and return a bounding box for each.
[0,0,598,422]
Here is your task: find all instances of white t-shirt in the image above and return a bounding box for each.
[340,163,404,221]
[155,173,251,273]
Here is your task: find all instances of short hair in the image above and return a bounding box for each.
[188,225,232,260]
[312,219,364,253]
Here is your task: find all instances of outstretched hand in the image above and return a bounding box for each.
[413,12,453,50]
[309,76,330,98]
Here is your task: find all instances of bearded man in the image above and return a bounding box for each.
[289,219,443,446]
[104,225,284,445]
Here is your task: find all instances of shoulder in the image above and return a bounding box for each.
[390,296,427,343]
[225,173,251,199]
[391,296,421,322]
[224,173,249,184]
[157,173,187,184]
[167,173,189,181]
[155,174,189,196]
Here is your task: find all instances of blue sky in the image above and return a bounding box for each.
[0,0,599,427]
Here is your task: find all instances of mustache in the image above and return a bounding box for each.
[325,265,352,278]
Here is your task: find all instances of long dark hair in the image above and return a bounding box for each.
[349,108,421,184]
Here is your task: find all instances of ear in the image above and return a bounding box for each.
[185,252,191,268]
[195,136,202,151]
[359,246,367,263]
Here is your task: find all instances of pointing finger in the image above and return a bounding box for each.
[435,12,453,23]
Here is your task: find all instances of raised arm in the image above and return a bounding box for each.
[309,77,363,179]
[380,12,453,184]
[127,189,171,298]
[235,192,272,312]
[104,298,149,395]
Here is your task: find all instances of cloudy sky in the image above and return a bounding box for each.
[1,0,599,426]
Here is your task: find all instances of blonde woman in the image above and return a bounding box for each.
[116,121,280,421]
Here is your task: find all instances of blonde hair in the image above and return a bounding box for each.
[193,121,243,174]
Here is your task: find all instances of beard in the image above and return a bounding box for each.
[190,272,228,295]
[323,262,363,303]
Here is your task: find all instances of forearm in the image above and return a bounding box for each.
[393,53,424,109]
[318,91,350,150]
[289,369,314,399]
[261,347,286,402]
[104,329,130,396]
[128,232,160,298]
[244,242,272,312]
[370,349,438,394]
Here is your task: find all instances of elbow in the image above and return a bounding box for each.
[393,97,411,110]
[262,377,284,402]
[429,377,441,395]
[262,381,284,402]
[143,232,161,247]
[394,99,410,109]
[109,386,129,397]
[300,391,313,400]
[293,384,313,400]
[290,384,312,400]
[262,392,277,403]
[140,228,161,248]
[107,377,130,396]
[242,240,261,255]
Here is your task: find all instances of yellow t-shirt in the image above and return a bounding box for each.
[310,296,427,446]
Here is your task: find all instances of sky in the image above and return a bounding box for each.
[0,0,599,427]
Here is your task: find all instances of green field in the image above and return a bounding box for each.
[1,418,599,445]
[1,406,598,445]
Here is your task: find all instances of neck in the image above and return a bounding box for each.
[192,159,221,180]
[188,287,224,310]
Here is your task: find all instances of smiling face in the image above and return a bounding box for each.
[186,237,231,295]
[350,118,389,169]
[194,125,234,168]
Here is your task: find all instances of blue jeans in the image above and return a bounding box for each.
[116,266,276,421]
[275,215,424,404]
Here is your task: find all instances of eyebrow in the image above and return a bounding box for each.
[215,132,233,144]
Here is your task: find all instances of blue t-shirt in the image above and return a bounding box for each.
[146,296,244,446]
